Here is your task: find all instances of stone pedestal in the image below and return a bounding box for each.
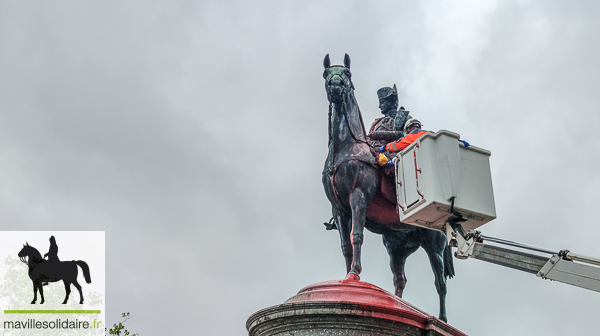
[247,277,466,336]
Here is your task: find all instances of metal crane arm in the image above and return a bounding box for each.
[444,225,600,293]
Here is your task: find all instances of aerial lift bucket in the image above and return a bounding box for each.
[394,130,496,231]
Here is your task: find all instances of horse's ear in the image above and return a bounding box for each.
[26,242,29,246]
[344,54,351,69]
[323,54,331,69]
[393,84,397,94]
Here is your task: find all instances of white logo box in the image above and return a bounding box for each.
[0,231,105,335]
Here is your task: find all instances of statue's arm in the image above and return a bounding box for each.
[368,130,404,141]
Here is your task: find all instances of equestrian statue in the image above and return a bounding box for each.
[321,54,454,322]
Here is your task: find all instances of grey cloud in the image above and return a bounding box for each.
[1,0,599,335]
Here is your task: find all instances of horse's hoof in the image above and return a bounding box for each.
[344,273,360,281]
[30,301,35,304]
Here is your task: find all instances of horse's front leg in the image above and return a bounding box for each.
[348,189,367,276]
[31,282,37,304]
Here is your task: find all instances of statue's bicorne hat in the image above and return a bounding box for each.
[377,84,398,101]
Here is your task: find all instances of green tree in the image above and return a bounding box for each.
[107,312,138,336]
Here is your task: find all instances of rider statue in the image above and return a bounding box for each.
[42,235,59,286]
[367,84,411,170]
[44,236,60,263]
[366,84,412,203]
[367,84,411,150]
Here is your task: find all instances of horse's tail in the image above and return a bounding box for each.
[444,245,455,279]
[75,260,92,284]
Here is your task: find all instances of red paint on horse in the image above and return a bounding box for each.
[367,192,402,225]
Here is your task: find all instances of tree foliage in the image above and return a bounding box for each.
[107,312,137,336]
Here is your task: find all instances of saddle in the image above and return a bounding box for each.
[365,145,397,205]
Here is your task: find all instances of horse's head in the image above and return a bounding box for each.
[18,242,41,264]
[323,54,354,103]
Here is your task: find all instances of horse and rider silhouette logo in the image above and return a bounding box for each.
[17,236,91,305]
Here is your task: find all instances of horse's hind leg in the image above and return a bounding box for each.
[427,251,447,322]
[422,231,449,322]
[39,283,44,304]
[73,281,84,304]
[333,207,352,273]
[62,282,71,304]
[383,232,419,298]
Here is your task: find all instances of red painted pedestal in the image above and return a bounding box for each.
[247,276,466,336]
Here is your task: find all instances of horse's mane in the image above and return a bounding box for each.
[24,245,43,262]
[341,86,368,143]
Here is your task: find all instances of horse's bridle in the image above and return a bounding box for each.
[324,74,379,207]
[326,80,370,147]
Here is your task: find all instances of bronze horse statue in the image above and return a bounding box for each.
[321,54,454,322]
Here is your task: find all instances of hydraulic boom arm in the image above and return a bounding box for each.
[444,225,600,292]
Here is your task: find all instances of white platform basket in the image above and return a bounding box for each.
[394,130,496,231]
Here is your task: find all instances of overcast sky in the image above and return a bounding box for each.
[1,0,599,335]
